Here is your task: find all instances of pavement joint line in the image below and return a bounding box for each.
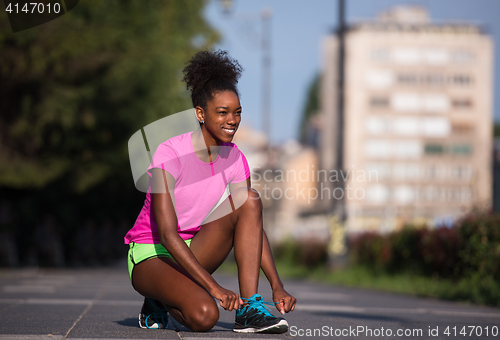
[0,298,143,306]
[61,284,109,340]
[0,336,64,340]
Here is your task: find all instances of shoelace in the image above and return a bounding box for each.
[145,299,168,329]
[240,296,279,318]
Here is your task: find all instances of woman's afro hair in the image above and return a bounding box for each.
[182,50,243,109]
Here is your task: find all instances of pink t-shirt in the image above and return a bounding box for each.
[124,131,250,244]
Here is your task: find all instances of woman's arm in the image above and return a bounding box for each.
[151,168,240,311]
[261,229,296,314]
[230,177,297,314]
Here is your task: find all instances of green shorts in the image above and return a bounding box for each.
[127,239,192,282]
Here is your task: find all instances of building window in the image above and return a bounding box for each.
[393,117,419,136]
[425,74,445,85]
[452,98,473,109]
[460,188,472,202]
[424,49,449,65]
[393,163,419,180]
[395,141,422,159]
[453,51,474,63]
[425,144,445,154]
[392,93,419,112]
[398,74,418,84]
[393,185,415,204]
[424,94,449,112]
[450,188,461,201]
[424,186,440,202]
[366,117,389,135]
[365,140,392,159]
[366,70,394,89]
[371,49,390,62]
[425,166,437,179]
[451,75,473,86]
[451,165,472,180]
[370,97,389,108]
[365,140,422,159]
[392,48,421,64]
[391,93,449,112]
[367,184,390,203]
[367,163,391,180]
[451,122,474,134]
[451,144,472,155]
[422,117,450,137]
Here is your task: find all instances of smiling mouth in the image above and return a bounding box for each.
[223,127,235,135]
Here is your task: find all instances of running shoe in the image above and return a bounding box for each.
[138,297,169,329]
[233,294,288,333]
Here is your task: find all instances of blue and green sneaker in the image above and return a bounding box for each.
[233,294,288,333]
[138,297,169,329]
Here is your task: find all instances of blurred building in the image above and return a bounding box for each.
[493,139,500,212]
[320,6,493,233]
[234,125,329,242]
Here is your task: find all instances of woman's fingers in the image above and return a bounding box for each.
[276,295,297,313]
[285,296,297,312]
[285,297,292,313]
[273,287,297,314]
[290,296,296,311]
[232,295,240,311]
[219,290,240,311]
[278,300,285,315]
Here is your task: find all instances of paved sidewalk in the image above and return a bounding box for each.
[1,262,500,339]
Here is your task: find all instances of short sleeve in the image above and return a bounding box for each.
[231,149,250,184]
[146,143,181,180]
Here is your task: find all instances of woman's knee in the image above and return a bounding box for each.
[185,298,219,332]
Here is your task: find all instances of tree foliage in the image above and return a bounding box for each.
[0,0,218,191]
[299,73,320,145]
[0,1,219,266]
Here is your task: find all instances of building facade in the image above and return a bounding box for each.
[320,6,494,233]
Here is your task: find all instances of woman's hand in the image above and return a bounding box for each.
[272,286,296,315]
[210,286,243,311]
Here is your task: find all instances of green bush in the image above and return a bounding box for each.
[273,238,328,268]
[349,212,500,279]
[457,212,500,281]
[347,212,500,306]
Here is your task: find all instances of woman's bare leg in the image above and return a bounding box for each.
[131,187,263,330]
[190,187,263,298]
[132,257,219,332]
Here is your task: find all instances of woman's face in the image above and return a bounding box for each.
[197,90,241,144]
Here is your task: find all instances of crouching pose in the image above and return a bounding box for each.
[124,50,296,333]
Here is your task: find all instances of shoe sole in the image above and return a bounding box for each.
[138,313,162,329]
[233,319,289,334]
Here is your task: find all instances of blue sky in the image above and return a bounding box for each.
[204,0,500,144]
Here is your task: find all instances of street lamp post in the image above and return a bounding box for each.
[261,8,272,150]
[328,0,348,270]
[217,1,273,149]
[336,0,345,219]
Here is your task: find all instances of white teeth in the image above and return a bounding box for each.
[223,128,234,133]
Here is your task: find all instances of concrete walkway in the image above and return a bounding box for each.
[1,263,500,339]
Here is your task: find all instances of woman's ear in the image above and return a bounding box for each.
[195,106,204,124]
